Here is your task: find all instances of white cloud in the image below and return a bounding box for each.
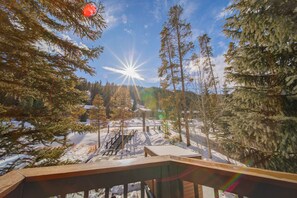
[121,14,128,24]
[213,54,227,85]
[178,0,199,19]
[187,54,227,86]
[147,77,160,84]
[152,0,163,22]
[102,1,125,29]
[151,0,198,22]
[216,1,233,20]
[144,24,149,29]
[124,28,133,35]
[218,41,227,51]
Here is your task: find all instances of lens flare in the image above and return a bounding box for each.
[82,3,97,17]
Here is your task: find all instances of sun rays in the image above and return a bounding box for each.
[103,49,145,83]
[103,49,147,100]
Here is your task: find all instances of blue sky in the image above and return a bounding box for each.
[77,0,231,87]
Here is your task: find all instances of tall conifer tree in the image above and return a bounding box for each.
[197,34,220,159]
[158,24,183,141]
[167,5,194,146]
[224,0,297,172]
[110,87,133,150]
[90,94,107,148]
[0,0,106,173]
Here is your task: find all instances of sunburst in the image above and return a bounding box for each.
[103,49,146,99]
[103,50,145,83]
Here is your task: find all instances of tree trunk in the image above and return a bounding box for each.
[176,24,190,146]
[166,39,183,142]
[98,121,101,148]
[121,120,124,150]
[205,130,212,159]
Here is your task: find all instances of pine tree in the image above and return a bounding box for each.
[196,34,220,159]
[158,24,183,141]
[89,94,107,148]
[110,87,133,150]
[167,5,194,146]
[224,0,297,172]
[0,0,106,174]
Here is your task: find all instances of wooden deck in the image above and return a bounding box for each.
[0,156,297,198]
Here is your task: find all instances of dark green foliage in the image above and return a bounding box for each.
[223,0,297,172]
[0,0,106,174]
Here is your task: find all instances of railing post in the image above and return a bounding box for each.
[84,190,88,198]
[105,187,109,198]
[214,189,220,198]
[156,165,183,198]
[124,184,128,198]
[194,183,199,198]
[141,181,145,198]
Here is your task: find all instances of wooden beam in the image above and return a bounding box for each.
[1,155,297,198]
[170,156,297,198]
[19,156,171,181]
[0,171,25,198]
[22,165,170,197]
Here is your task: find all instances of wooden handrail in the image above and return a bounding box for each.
[1,156,296,198]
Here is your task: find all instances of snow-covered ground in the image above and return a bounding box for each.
[62,118,241,165]
[59,118,242,198]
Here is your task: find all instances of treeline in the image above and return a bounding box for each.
[76,79,198,119]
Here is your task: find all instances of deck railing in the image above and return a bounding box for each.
[0,156,296,198]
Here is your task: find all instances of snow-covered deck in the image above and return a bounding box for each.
[144,145,201,159]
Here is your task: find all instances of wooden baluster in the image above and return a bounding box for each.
[214,189,220,198]
[141,181,145,198]
[194,183,199,198]
[60,194,66,198]
[124,184,128,198]
[84,190,88,198]
[105,187,109,198]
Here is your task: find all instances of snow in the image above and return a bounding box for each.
[84,105,97,110]
[60,118,244,166]
[145,145,201,158]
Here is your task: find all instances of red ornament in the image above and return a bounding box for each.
[82,3,97,17]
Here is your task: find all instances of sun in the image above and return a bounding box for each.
[103,50,145,82]
[125,66,137,78]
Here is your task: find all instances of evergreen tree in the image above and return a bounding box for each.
[195,34,220,159]
[224,0,297,172]
[158,24,183,141]
[89,94,107,148]
[102,82,116,118]
[110,87,133,150]
[89,81,103,104]
[167,5,194,146]
[0,0,106,174]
